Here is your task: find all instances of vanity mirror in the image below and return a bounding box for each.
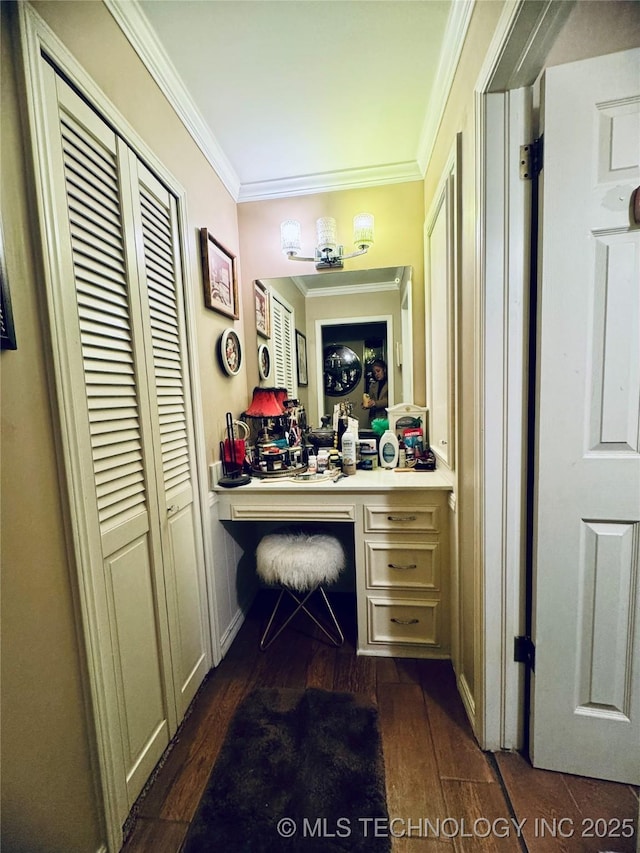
[256,266,414,428]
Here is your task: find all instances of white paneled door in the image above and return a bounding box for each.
[532,48,640,784]
[41,64,210,820]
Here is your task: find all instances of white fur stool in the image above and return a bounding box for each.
[256,529,346,650]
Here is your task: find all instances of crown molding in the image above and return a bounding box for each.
[238,161,423,203]
[106,0,469,202]
[416,0,475,176]
[291,279,401,298]
[105,0,241,200]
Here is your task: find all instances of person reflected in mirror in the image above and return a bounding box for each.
[362,359,388,422]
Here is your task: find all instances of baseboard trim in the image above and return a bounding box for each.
[219,606,248,658]
[457,671,477,734]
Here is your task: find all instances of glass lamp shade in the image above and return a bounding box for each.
[316,217,337,252]
[280,220,301,255]
[353,213,374,248]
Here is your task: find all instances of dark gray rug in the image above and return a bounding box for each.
[182,687,391,852]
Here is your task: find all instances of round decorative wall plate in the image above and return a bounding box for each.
[218,328,242,376]
[257,344,271,380]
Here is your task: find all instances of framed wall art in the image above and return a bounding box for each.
[296,329,308,387]
[254,279,270,338]
[257,344,271,380]
[200,228,239,320]
[217,328,242,376]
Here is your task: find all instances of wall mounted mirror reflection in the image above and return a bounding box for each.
[255,266,413,428]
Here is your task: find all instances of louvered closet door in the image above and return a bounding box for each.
[271,293,296,395]
[128,157,209,716]
[43,67,177,809]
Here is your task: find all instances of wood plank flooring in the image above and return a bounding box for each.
[121,592,638,852]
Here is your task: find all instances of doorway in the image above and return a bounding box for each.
[476,2,640,786]
[315,315,394,431]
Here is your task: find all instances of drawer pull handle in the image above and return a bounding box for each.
[391,617,419,625]
[388,563,417,570]
[387,515,417,522]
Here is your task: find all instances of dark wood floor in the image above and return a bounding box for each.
[121,592,638,852]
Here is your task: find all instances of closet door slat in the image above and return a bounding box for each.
[138,185,191,496]
[59,112,148,530]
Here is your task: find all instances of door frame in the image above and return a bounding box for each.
[18,6,218,850]
[473,0,575,750]
[315,314,395,426]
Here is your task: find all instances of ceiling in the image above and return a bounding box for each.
[111,0,471,201]
[263,265,408,297]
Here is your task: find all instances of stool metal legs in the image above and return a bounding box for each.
[260,585,345,651]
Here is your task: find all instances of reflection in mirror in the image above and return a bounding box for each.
[257,266,413,428]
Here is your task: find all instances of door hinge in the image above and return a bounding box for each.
[514,635,536,670]
[519,136,543,180]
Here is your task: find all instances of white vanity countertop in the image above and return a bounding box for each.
[214,467,454,494]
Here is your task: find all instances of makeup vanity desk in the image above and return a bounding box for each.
[214,469,455,659]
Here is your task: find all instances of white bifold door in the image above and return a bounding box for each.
[40,64,210,820]
[533,48,640,784]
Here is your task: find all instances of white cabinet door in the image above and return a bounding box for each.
[533,48,640,784]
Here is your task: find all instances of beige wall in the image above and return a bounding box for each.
[237,181,424,412]
[544,0,640,66]
[1,8,104,849]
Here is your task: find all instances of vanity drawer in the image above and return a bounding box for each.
[367,597,440,646]
[364,505,439,533]
[365,541,440,590]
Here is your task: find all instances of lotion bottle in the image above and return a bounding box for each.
[341,431,357,476]
[379,429,399,469]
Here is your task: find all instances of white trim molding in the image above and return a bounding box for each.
[238,161,423,203]
[105,0,241,200]
[473,0,576,752]
[417,0,475,176]
[294,280,401,300]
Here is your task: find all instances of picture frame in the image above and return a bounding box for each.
[254,279,270,338]
[296,329,308,387]
[257,344,271,380]
[217,328,242,376]
[200,228,239,320]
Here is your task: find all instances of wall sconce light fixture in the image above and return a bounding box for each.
[280,214,374,270]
